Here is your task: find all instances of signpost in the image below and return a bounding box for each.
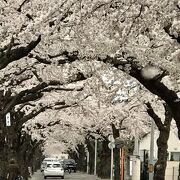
[6,112,11,127]
[108,135,115,143]
[148,164,154,173]
[108,142,115,149]
[5,112,11,161]
[108,135,115,180]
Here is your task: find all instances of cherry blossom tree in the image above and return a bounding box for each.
[1,1,180,180]
[1,0,179,131]
[146,102,172,180]
[9,0,179,138]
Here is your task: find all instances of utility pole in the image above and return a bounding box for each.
[149,118,154,180]
[87,150,89,174]
[108,135,115,180]
[94,138,97,176]
[131,135,140,180]
[111,147,114,180]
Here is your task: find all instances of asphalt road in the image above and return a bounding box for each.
[29,170,110,180]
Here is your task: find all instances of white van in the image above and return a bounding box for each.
[41,157,59,172]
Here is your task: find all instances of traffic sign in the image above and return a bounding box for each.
[108,134,115,143]
[108,142,115,149]
[148,164,154,173]
[6,112,11,127]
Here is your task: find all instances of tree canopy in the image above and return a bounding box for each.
[1,0,180,152]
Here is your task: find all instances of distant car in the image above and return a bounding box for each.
[43,162,64,179]
[41,157,59,172]
[62,159,77,172]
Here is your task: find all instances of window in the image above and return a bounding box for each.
[53,164,61,168]
[47,164,53,168]
[170,152,180,161]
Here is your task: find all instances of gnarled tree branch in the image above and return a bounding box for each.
[145,102,164,131]
[0,35,41,70]
[98,54,180,138]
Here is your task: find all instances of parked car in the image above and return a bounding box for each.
[43,162,64,179]
[41,157,59,172]
[62,159,77,172]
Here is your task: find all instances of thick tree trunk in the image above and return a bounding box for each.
[112,124,120,180]
[0,92,7,179]
[86,139,111,178]
[0,116,9,179]
[0,135,5,178]
[16,134,43,179]
[68,144,86,172]
[114,148,120,180]
[154,129,170,180]
[97,140,111,178]
[0,108,43,180]
[0,153,7,180]
[146,102,172,180]
[86,140,95,174]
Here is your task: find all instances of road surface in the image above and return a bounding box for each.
[29,170,110,180]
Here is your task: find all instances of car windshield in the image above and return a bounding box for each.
[53,164,61,168]
[44,159,57,162]
[47,164,61,168]
[63,159,75,164]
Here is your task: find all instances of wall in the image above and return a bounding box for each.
[139,129,180,180]
[165,161,179,180]
[139,129,180,160]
